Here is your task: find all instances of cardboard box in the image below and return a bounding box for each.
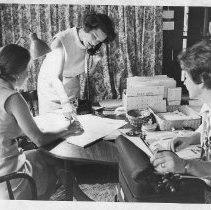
[126,85,164,97]
[127,76,176,98]
[122,91,166,112]
[167,100,181,106]
[127,75,168,85]
[167,87,182,101]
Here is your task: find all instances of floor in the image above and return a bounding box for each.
[50,163,118,201]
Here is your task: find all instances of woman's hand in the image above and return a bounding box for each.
[66,120,84,136]
[62,111,77,122]
[170,136,194,152]
[63,111,84,135]
[150,150,186,174]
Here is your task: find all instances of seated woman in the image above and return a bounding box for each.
[0,44,84,200]
[151,40,211,178]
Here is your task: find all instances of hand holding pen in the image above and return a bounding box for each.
[63,112,84,135]
[62,101,84,135]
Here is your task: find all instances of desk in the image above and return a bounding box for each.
[41,137,119,201]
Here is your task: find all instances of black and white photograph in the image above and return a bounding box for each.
[0,0,211,209]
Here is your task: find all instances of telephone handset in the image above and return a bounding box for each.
[87,42,103,56]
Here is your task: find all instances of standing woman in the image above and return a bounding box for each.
[37,12,116,121]
[0,44,83,199]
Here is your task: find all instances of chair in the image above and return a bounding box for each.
[0,172,38,200]
[115,135,206,203]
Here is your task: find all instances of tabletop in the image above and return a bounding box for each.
[41,136,119,164]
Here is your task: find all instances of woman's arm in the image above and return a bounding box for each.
[151,150,211,178]
[183,159,211,178]
[48,40,70,105]
[49,39,78,119]
[5,93,81,147]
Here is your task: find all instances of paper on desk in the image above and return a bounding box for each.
[99,99,122,109]
[144,130,195,145]
[66,114,127,147]
[119,131,154,158]
[144,130,195,151]
[176,145,201,159]
[120,129,201,159]
[149,138,201,159]
[34,113,127,147]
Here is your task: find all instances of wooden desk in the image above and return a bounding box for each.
[41,137,119,201]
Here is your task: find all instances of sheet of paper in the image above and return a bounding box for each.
[176,145,201,160]
[120,129,201,160]
[144,130,195,144]
[34,113,127,147]
[66,114,127,147]
[99,99,122,108]
[119,131,154,158]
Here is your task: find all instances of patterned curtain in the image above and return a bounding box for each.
[0,4,163,102]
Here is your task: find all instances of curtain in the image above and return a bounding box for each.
[0,4,163,103]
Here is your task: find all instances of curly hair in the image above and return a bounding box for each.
[0,44,30,81]
[178,40,211,89]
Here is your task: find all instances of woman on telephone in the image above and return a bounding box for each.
[37,13,116,122]
[151,40,211,179]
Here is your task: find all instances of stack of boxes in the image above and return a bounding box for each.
[123,75,181,112]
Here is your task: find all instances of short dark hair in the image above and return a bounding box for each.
[83,13,116,43]
[0,44,30,81]
[178,40,211,89]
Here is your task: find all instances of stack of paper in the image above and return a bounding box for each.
[99,99,123,115]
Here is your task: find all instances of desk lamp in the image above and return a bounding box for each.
[16,32,51,59]
[29,33,51,59]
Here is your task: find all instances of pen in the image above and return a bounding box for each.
[140,136,154,156]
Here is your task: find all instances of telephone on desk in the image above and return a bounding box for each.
[77,42,104,115]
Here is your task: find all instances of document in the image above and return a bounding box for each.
[34,113,127,147]
[99,99,123,109]
[120,133,154,158]
[66,114,127,147]
[120,129,201,159]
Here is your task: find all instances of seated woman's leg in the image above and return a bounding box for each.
[25,150,92,200]
[24,149,59,200]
